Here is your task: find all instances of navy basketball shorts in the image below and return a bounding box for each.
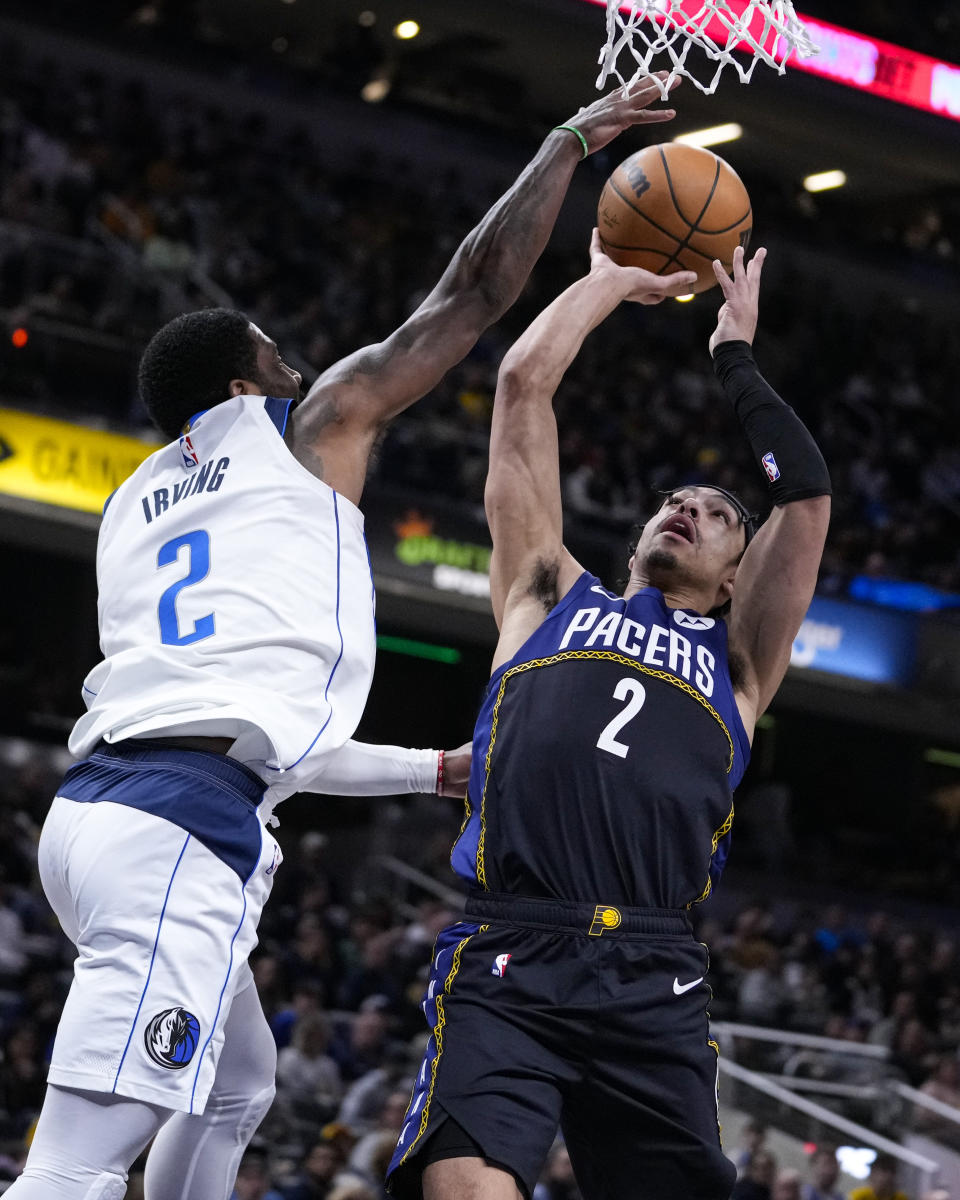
[387,893,735,1200]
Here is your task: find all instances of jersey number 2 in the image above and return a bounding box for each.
[596,678,646,759]
[157,530,214,646]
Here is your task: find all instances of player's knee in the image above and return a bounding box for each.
[237,1083,275,1144]
[83,1172,127,1200]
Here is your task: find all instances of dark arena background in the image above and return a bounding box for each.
[1,1,960,1196]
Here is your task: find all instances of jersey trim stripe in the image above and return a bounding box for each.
[188,834,261,1112]
[266,488,346,772]
[112,832,192,1092]
[398,924,489,1167]
[688,801,736,908]
[264,396,293,437]
[475,650,736,890]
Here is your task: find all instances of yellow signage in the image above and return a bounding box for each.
[0,408,160,515]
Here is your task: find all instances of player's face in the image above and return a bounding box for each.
[631,487,747,604]
[249,324,303,401]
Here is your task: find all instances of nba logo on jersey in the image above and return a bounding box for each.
[179,433,199,470]
[491,953,512,977]
[761,451,780,482]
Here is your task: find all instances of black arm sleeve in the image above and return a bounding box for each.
[713,339,831,506]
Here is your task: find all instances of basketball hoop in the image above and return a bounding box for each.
[597,0,819,97]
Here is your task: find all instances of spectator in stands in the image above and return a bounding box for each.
[346,1090,408,1181]
[731,1118,770,1177]
[731,1148,777,1200]
[802,1146,844,1200]
[275,1012,343,1123]
[231,1145,285,1200]
[532,1143,580,1200]
[326,1183,376,1200]
[915,1054,960,1137]
[329,1005,395,1084]
[848,1154,909,1200]
[774,1170,803,1200]
[0,1022,46,1138]
[280,1140,343,1200]
[270,978,327,1051]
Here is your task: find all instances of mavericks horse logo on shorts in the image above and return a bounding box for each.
[144,1007,201,1069]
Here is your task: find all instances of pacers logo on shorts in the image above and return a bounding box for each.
[144,1006,201,1070]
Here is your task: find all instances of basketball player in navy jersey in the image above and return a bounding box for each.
[9,82,686,1200]
[387,238,831,1200]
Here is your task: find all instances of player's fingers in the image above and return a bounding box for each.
[732,244,746,283]
[637,109,677,122]
[589,227,605,260]
[747,246,767,289]
[712,259,732,291]
[629,71,676,107]
[659,270,699,295]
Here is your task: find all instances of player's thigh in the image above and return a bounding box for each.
[423,1155,524,1200]
[560,937,734,1200]
[209,963,277,1101]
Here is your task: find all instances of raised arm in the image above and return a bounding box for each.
[486,233,696,670]
[713,248,832,727]
[289,77,683,503]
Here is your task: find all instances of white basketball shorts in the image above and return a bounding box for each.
[37,740,282,1115]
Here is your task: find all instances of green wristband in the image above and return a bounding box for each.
[553,124,589,159]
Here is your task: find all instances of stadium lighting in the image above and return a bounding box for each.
[803,169,847,192]
[377,634,461,664]
[362,76,392,103]
[674,294,695,303]
[673,123,743,148]
[393,19,420,40]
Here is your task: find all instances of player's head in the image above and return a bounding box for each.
[628,485,757,615]
[138,308,303,440]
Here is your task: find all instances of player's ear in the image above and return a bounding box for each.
[717,565,737,608]
[230,378,251,396]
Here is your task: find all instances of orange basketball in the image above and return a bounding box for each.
[597,143,752,293]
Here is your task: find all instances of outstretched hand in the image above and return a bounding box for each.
[588,228,697,305]
[709,245,766,356]
[567,73,681,154]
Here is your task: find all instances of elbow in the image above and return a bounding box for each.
[497,352,552,402]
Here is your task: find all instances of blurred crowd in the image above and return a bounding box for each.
[1,32,960,602]
[1,741,959,1195]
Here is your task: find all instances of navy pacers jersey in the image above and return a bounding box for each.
[452,571,751,909]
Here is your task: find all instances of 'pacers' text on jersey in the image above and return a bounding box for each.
[70,396,376,806]
[452,572,751,909]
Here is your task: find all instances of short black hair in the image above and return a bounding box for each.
[138,308,258,440]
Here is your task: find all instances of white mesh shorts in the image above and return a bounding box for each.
[37,741,281,1115]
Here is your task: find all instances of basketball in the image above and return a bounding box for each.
[597,143,752,293]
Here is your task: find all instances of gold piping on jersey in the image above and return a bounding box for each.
[708,1038,723,1142]
[476,650,737,890]
[688,801,735,908]
[398,924,489,1167]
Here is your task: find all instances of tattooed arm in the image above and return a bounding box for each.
[288,77,681,504]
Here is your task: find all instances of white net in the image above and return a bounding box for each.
[597,0,820,96]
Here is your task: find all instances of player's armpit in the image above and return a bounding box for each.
[489,548,583,673]
[727,495,830,729]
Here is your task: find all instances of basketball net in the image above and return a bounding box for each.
[597,0,819,96]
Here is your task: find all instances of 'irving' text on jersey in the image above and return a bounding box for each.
[140,457,231,524]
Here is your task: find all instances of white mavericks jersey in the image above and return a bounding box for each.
[69,394,376,806]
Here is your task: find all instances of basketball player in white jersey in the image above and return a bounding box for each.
[8,79,683,1200]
